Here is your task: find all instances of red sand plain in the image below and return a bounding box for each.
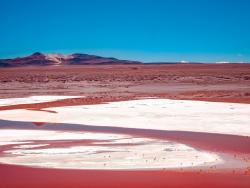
[0,64,250,187]
[0,64,250,103]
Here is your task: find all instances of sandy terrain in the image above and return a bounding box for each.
[0,64,250,103]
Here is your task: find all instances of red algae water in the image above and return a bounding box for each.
[1,163,250,188]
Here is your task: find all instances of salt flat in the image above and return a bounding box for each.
[0,95,81,106]
[0,129,221,169]
[0,96,250,136]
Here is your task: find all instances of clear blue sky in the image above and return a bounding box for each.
[0,0,250,62]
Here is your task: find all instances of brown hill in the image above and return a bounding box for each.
[0,52,141,67]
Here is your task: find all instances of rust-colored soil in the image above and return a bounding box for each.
[0,64,250,105]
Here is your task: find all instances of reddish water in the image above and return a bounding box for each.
[32,122,46,126]
[1,163,250,188]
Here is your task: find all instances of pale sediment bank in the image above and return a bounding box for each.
[0,129,221,170]
[0,96,250,136]
[0,95,82,106]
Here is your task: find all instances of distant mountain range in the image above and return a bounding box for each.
[0,52,247,67]
[0,52,142,67]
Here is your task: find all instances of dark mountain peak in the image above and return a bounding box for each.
[31,52,45,57]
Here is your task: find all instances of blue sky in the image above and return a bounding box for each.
[0,0,250,62]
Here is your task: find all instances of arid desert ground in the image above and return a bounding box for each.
[1,64,250,102]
